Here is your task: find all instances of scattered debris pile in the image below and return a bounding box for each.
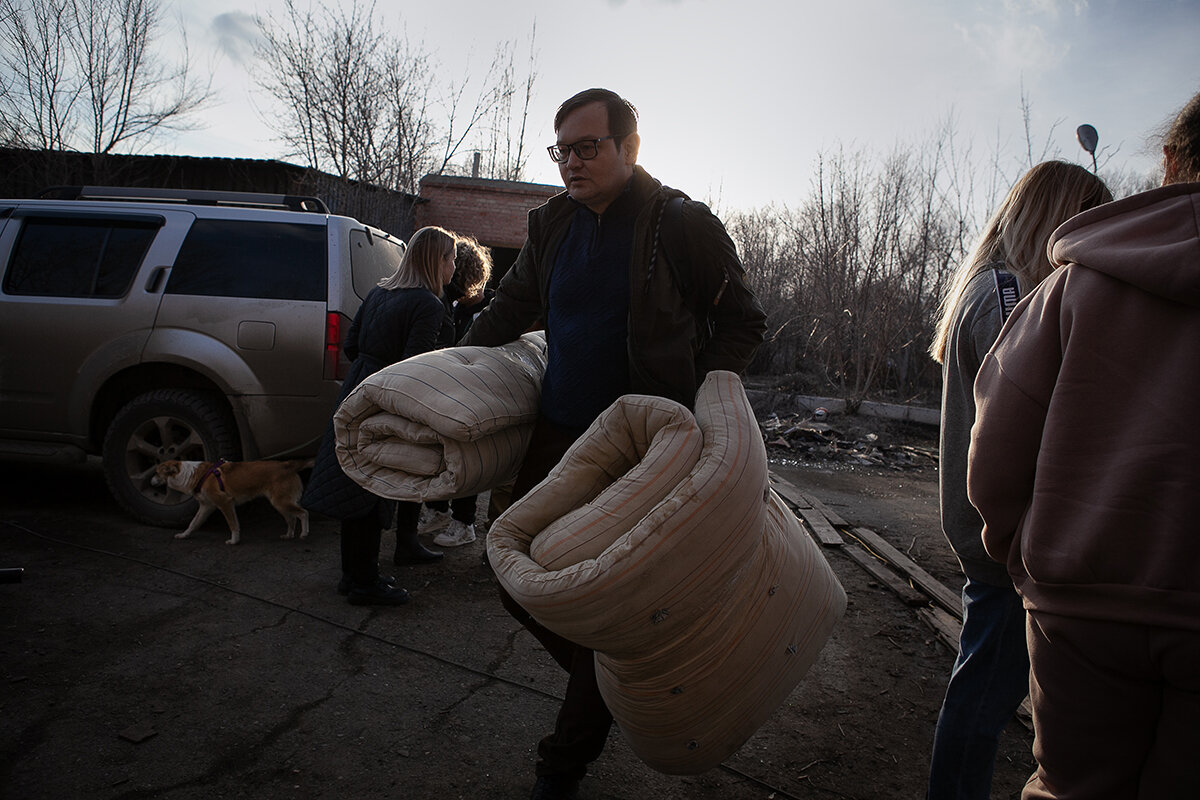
[759,411,939,471]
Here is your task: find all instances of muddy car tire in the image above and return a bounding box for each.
[102,389,242,527]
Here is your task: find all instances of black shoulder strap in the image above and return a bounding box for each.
[655,194,734,310]
[658,196,688,295]
[991,268,1021,323]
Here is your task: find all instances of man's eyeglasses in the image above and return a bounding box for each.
[546,135,618,164]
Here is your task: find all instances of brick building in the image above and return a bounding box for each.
[416,174,559,280]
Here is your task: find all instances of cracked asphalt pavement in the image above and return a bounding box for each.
[0,456,1034,799]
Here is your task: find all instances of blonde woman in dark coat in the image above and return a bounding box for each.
[303,226,457,606]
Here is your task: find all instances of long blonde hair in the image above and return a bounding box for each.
[929,161,1112,363]
[379,226,456,293]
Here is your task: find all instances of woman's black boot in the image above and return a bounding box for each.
[394,525,444,565]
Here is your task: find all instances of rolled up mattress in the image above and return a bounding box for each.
[334,332,546,502]
[488,370,846,774]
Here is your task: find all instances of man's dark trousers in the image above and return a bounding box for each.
[496,415,614,779]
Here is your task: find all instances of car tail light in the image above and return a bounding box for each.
[323,312,351,380]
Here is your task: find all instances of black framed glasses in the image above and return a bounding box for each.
[546,135,618,163]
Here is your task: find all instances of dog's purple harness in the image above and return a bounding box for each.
[192,459,227,494]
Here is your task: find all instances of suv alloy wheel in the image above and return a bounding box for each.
[101,389,242,526]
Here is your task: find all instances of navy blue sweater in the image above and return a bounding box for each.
[540,190,636,429]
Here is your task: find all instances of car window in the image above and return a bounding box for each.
[3,216,158,298]
[349,228,405,298]
[167,219,326,301]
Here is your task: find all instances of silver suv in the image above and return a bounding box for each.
[0,186,406,525]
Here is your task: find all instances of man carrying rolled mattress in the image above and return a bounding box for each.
[460,87,767,800]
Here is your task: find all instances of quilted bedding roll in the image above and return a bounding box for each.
[488,370,847,774]
[333,332,546,502]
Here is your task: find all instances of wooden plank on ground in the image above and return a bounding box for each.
[800,491,849,528]
[917,606,961,650]
[843,544,927,606]
[850,526,962,616]
[795,504,845,547]
[768,474,814,509]
[769,473,844,545]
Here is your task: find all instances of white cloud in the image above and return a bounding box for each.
[1009,0,1089,20]
[958,2,1075,77]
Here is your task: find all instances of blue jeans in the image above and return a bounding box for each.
[927,578,1030,800]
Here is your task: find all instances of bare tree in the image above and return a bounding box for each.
[254,1,536,195]
[1018,89,1157,199]
[255,0,392,182]
[379,41,437,195]
[1099,164,1159,198]
[732,124,977,405]
[472,23,538,182]
[737,101,1157,406]
[0,0,74,149]
[0,0,210,153]
[1019,84,1064,170]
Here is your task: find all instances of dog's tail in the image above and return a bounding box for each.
[285,458,316,472]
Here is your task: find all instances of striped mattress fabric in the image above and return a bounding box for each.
[488,369,847,775]
[333,331,546,502]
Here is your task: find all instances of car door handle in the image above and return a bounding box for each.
[144,265,169,293]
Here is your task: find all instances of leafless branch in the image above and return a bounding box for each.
[253,2,536,194]
[0,0,210,153]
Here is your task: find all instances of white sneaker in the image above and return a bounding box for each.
[418,506,451,533]
[433,519,476,547]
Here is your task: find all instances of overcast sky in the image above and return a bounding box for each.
[165,0,1200,212]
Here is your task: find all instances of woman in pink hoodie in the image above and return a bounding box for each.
[969,90,1200,799]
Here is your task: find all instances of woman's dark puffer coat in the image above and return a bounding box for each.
[302,285,451,520]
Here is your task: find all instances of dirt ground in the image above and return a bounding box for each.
[0,419,1035,800]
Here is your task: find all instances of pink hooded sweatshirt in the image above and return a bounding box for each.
[968,181,1200,630]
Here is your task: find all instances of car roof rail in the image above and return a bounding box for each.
[36,185,331,214]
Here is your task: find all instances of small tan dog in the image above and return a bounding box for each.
[152,458,313,545]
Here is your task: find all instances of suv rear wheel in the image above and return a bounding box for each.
[102,389,242,526]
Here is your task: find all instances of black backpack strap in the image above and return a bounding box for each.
[648,195,688,294]
[992,267,1021,323]
[652,193,737,314]
[661,195,685,259]
[653,194,735,350]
